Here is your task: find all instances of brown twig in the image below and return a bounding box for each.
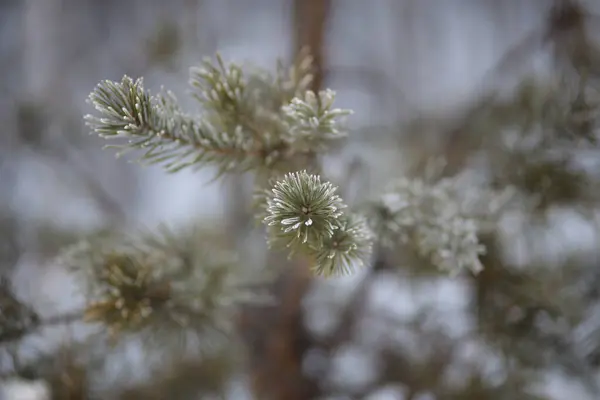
[242,1,333,400]
[1,311,83,345]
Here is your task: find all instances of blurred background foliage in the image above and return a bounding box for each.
[4,0,600,399]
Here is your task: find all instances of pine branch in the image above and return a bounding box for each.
[261,170,373,276]
[258,166,510,277]
[310,213,373,276]
[57,225,271,347]
[85,76,256,174]
[365,163,514,276]
[0,278,39,344]
[0,311,83,345]
[0,278,83,344]
[282,88,352,151]
[85,53,351,177]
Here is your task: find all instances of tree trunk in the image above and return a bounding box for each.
[243,1,332,399]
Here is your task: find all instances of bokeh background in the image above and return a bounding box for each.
[3,0,600,399]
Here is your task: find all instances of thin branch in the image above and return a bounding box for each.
[1,311,83,345]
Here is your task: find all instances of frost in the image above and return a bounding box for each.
[373,169,513,275]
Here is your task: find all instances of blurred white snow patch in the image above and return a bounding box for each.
[413,277,474,338]
[95,337,178,391]
[0,379,49,400]
[496,210,530,266]
[323,267,370,295]
[315,396,352,400]
[133,166,226,227]
[531,370,595,400]
[366,274,473,338]
[302,268,368,338]
[367,272,418,321]
[413,392,436,400]
[541,209,597,260]
[9,255,94,365]
[327,343,381,393]
[302,301,336,338]
[364,384,408,400]
[385,326,433,362]
[11,254,84,316]
[9,152,104,231]
[354,313,401,350]
[498,207,599,268]
[412,277,471,312]
[224,375,253,400]
[443,338,505,388]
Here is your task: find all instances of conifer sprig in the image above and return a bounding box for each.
[0,278,39,343]
[369,171,513,275]
[262,170,373,276]
[58,226,269,346]
[189,54,246,116]
[260,168,507,277]
[264,170,346,247]
[274,47,315,102]
[85,76,255,174]
[282,89,353,151]
[311,213,373,276]
[85,53,351,176]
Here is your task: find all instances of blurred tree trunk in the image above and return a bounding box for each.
[241,1,332,399]
[294,0,331,92]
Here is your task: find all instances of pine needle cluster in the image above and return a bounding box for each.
[59,227,269,345]
[262,170,373,276]
[85,51,351,177]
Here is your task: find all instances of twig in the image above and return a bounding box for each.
[1,311,83,345]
